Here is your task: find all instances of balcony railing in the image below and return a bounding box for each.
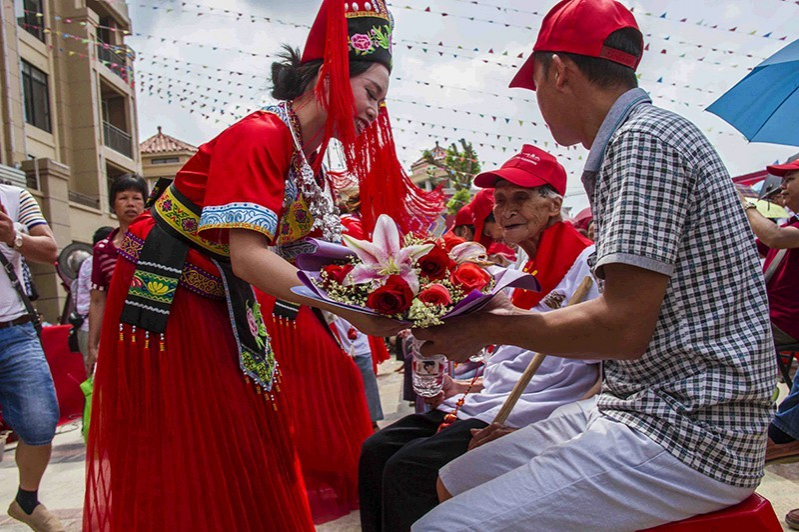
[97,44,130,82]
[102,121,133,159]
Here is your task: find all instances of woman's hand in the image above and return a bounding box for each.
[343,310,406,338]
[85,345,98,377]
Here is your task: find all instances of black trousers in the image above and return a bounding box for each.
[358,410,488,532]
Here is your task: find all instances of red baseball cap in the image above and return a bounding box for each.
[766,159,799,177]
[510,0,643,91]
[454,203,474,226]
[469,189,496,249]
[473,145,567,196]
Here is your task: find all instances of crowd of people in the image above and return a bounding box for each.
[0,0,797,530]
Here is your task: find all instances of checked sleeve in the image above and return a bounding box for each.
[593,130,695,279]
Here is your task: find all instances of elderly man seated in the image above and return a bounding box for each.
[358,145,598,532]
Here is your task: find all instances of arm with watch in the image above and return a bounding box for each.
[740,197,799,251]
[0,202,58,264]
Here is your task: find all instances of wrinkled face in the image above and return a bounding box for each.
[493,181,561,245]
[351,63,390,136]
[782,171,799,213]
[113,189,145,225]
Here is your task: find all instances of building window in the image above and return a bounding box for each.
[151,157,180,165]
[15,0,45,42]
[21,60,51,132]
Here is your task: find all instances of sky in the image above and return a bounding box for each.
[127,0,798,214]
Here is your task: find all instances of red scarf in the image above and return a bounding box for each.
[511,221,592,310]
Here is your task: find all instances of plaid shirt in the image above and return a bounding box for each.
[584,89,775,488]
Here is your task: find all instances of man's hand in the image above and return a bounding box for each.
[423,374,456,408]
[468,422,517,450]
[0,204,15,245]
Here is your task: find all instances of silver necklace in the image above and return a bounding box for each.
[269,102,342,243]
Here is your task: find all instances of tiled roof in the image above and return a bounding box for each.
[140,126,197,154]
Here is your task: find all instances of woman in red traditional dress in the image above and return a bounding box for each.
[82,1,441,529]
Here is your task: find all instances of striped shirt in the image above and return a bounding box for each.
[0,184,48,320]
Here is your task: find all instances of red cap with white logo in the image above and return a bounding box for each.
[473,144,567,195]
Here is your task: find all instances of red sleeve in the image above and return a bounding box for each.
[341,215,365,239]
[91,234,118,291]
[197,111,293,245]
[755,239,768,257]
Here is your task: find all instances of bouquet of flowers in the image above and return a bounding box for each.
[292,215,539,328]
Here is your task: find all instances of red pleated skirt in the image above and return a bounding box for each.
[83,219,314,531]
[259,293,373,524]
[368,335,391,374]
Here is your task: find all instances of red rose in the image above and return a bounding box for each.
[417,284,453,306]
[450,263,492,293]
[322,263,354,287]
[417,245,455,281]
[366,275,414,315]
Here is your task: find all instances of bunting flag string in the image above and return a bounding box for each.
[388,0,793,43]
[395,32,768,67]
[21,6,772,76]
[123,3,769,71]
[173,1,769,67]
[138,68,263,93]
[140,53,251,78]
[140,65,708,140]
[139,73,742,146]
[137,71,260,101]
[139,79,740,171]
[138,52,716,113]
[17,23,136,86]
[136,81,527,167]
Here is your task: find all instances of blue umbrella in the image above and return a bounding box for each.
[706,38,799,147]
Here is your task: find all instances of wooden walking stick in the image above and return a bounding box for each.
[491,275,594,426]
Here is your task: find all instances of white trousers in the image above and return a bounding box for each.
[412,397,754,532]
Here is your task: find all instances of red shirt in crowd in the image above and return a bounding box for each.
[757,215,799,341]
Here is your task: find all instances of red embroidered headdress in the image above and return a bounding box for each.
[302,0,444,236]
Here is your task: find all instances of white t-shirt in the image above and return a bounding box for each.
[0,184,48,321]
[440,246,601,428]
[331,315,371,357]
[74,258,93,332]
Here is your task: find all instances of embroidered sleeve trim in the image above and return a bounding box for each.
[199,203,278,241]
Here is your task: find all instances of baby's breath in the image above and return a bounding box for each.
[407,299,447,328]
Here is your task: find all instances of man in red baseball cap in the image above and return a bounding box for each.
[767,159,799,178]
[413,0,774,529]
[741,159,799,496]
[509,0,642,92]
[473,145,591,311]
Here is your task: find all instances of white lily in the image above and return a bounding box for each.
[342,214,433,294]
[449,241,488,264]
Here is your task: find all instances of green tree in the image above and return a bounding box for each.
[422,139,481,215]
[446,188,472,216]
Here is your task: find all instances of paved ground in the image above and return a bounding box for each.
[1,359,797,531]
